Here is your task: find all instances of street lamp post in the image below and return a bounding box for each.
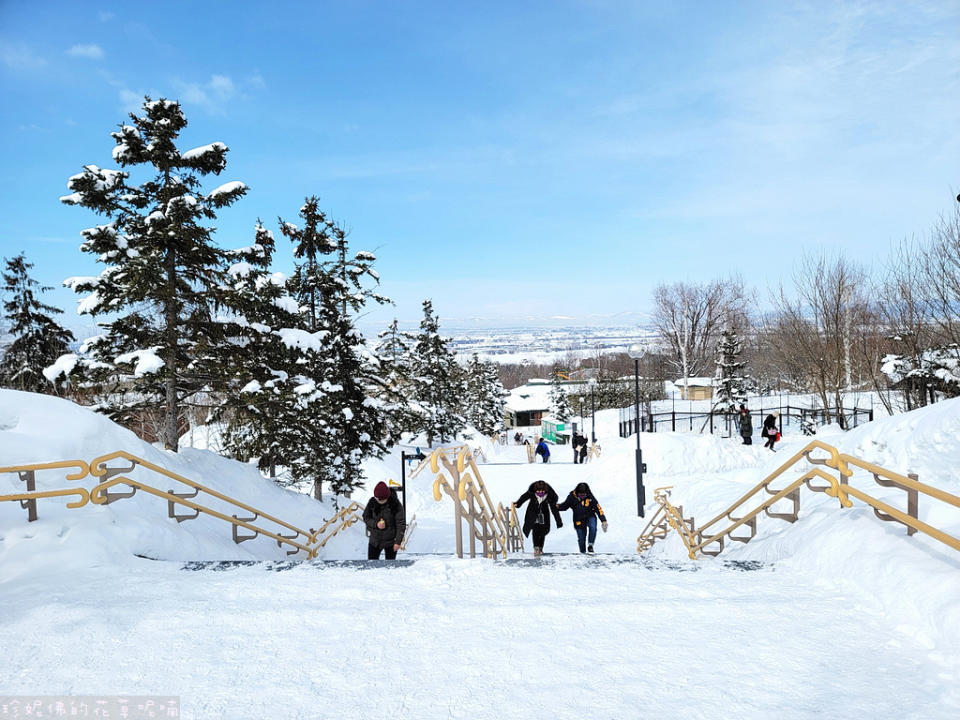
[628,343,648,517]
[588,378,597,444]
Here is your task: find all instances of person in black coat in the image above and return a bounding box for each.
[557,482,608,553]
[363,481,406,560]
[762,413,779,451]
[513,480,562,556]
[739,404,753,445]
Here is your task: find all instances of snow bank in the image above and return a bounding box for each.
[638,397,960,675]
[0,390,362,573]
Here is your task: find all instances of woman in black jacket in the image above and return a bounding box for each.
[557,482,608,553]
[363,481,406,559]
[514,480,563,556]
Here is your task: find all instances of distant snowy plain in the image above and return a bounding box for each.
[1,390,958,718]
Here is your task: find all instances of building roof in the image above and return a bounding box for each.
[673,377,715,387]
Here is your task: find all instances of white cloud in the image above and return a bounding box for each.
[98,12,115,22]
[0,41,46,69]
[174,74,238,114]
[67,44,105,60]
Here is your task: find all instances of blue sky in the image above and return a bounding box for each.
[1,1,958,336]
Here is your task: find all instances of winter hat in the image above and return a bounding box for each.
[374,482,390,500]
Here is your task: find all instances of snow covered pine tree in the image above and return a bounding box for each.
[464,353,508,437]
[410,300,467,446]
[0,253,75,393]
[373,318,419,445]
[549,368,574,423]
[212,220,304,480]
[59,97,246,450]
[281,197,391,501]
[714,326,748,414]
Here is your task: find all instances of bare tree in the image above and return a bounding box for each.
[652,278,747,391]
[871,236,938,411]
[771,253,868,427]
[921,205,960,349]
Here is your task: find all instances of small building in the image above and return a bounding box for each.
[504,380,551,427]
[504,378,590,429]
[541,415,568,445]
[673,377,714,401]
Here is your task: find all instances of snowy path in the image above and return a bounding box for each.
[2,555,955,719]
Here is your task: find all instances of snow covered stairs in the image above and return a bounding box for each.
[178,555,768,572]
[637,439,960,560]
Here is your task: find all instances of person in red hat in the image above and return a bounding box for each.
[362,481,406,560]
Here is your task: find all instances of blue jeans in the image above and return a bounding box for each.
[575,516,598,553]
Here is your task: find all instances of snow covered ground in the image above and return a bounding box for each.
[2,389,958,718]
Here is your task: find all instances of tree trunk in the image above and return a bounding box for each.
[164,246,179,451]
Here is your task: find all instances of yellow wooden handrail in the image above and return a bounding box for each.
[841,455,960,510]
[308,502,364,546]
[89,450,313,545]
[431,444,511,558]
[638,442,960,559]
[0,487,90,510]
[89,477,316,558]
[691,468,846,559]
[0,452,389,560]
[694,440,849,538]
[0,459,90,481]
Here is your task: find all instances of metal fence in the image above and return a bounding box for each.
[618,404,874,438]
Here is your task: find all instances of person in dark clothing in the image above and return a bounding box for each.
[572,433,581,464]
[578,438,588,465]
[514,480,562,556]
[363,481,406,560]
[535,437,550,463]
[557,482,608,553]
[739,404,753,445]
[762,413,779,451]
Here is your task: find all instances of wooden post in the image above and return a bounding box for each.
[19,470,37,522]
[467,487,477,559]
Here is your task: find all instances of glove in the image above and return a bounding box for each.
[602,521,608,533]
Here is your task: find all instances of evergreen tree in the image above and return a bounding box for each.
[60,97,246,449]
[0,253,75,393]
[713,326,747,413]
[374,318,418,444]
[315,222,391,498]
[279,198,391,500]
[212,221,304,478]
[464,353,507,436]
[410,300,466,446]
[549,367,574,423]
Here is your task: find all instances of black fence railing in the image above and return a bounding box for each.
[618,404,874,438]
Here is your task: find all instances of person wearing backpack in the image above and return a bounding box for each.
[535,437,551,463]
[513,480,563,556]
[557,482,608,554]
[363,481,406,560]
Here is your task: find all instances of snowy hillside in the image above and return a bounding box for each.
[2,389,959,717]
